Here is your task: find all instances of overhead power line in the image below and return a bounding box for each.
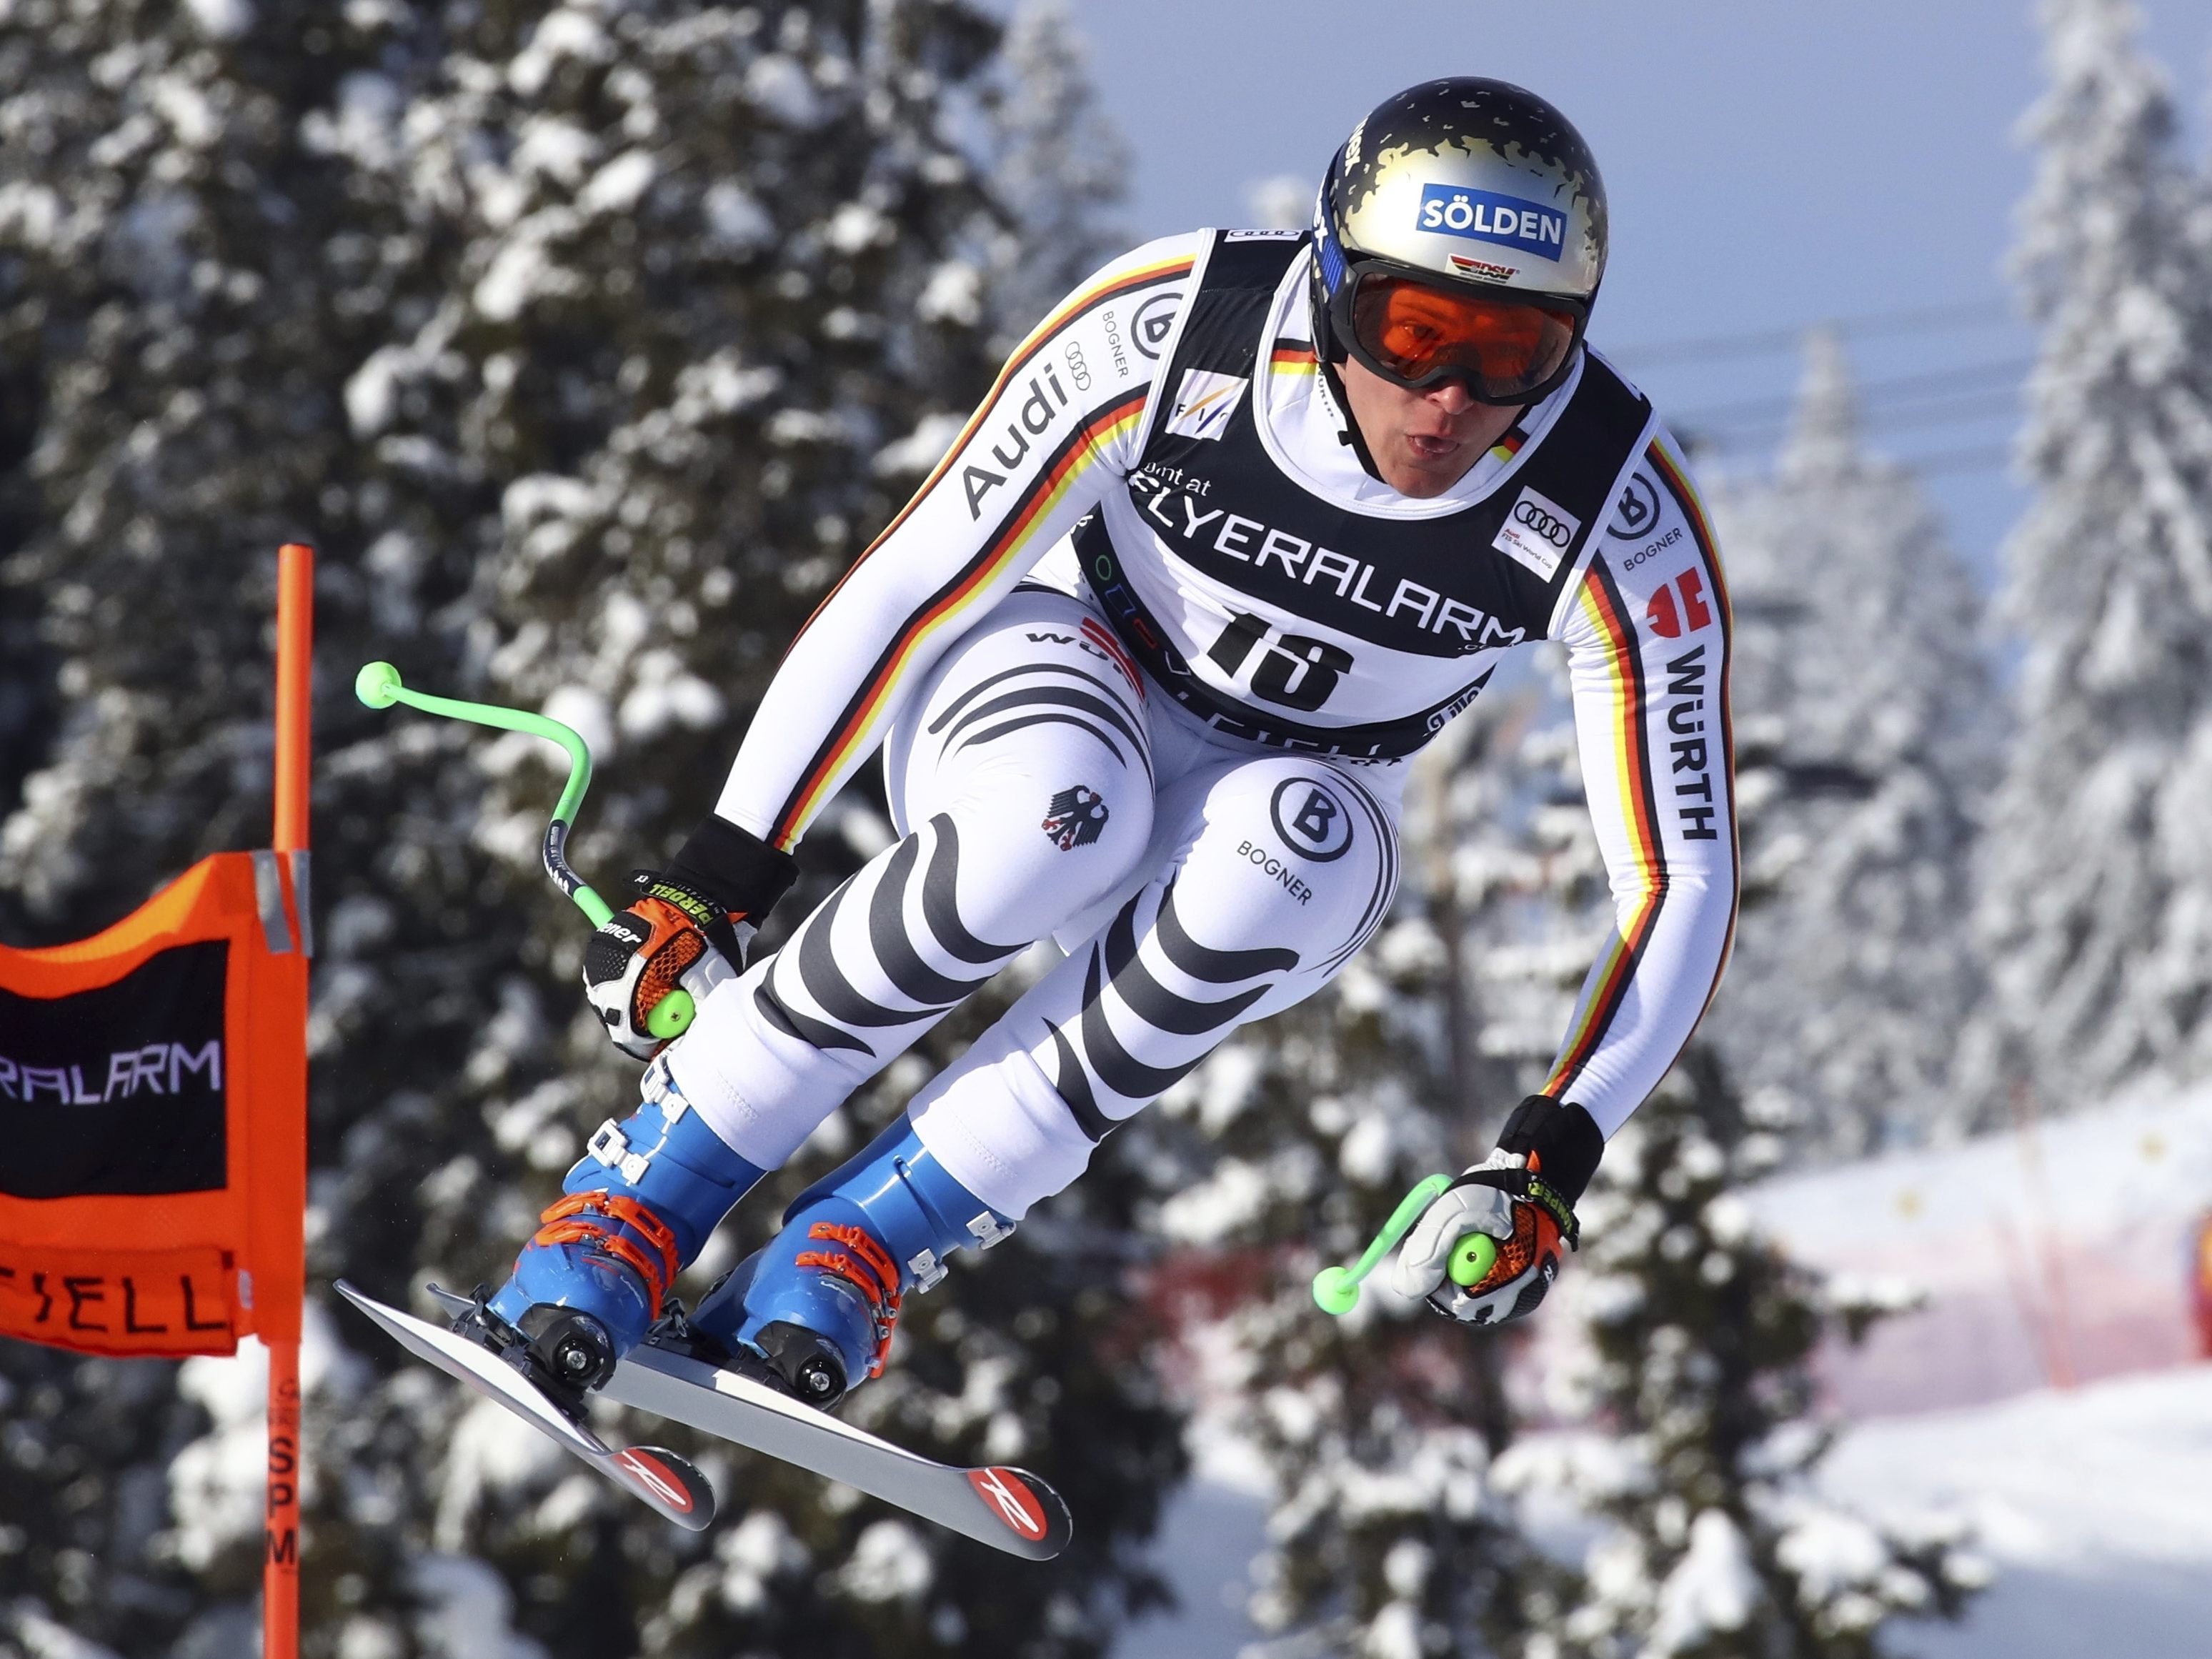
[1904,444,2015,477]
[1674,357,2034,429]
[1609,297,2014,369]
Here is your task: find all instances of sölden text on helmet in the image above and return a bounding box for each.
[1313,76,1608,405]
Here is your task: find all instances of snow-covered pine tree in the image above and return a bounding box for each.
[0,304,46,855]
[1968,0,2212,1111]
[0,4,508,1653]
[314,4,1182,1656]
[1125,694,1608,1657]
[983,0,1129,349]
[1705,334,1996,1154]
[1496,1048,1988,1658]
[1,2,1182,1654]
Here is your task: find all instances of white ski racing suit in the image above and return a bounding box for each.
[664,229,1738,1219]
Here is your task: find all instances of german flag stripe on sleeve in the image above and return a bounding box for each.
[768,386,1152,847]
[789,254,1194,638]
[1648,439,1740,1008]
[1544,556,1670,1098]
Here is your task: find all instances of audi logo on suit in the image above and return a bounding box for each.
[1513,499,1575,547]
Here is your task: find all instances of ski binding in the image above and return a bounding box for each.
[334,1280,714,1530]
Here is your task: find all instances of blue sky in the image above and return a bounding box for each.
[1030,0,2208,577]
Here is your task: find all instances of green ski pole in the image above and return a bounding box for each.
[354,661,697,1042]
[1312,1173,1500,1315]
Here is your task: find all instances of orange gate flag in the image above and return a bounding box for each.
[0,542,310,1659]
[0,847,307,1357]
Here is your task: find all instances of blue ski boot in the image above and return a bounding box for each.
[687,1114,1014,1408]
[467,1057,765,1418]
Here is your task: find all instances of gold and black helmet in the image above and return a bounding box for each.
[1313,78,1608,404]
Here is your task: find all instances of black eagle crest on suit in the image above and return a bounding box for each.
[1041,786,1110,850]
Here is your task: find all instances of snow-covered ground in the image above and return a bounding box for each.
[1117,1089,2212,1655]
[1821,1365,2212,1658]
[1117,1365,2212,1658]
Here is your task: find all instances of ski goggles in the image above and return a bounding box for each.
[1334,269,1585,404]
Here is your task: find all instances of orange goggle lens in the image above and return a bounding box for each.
[1348,275,1579,394]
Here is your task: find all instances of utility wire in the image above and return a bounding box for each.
[1685,391,2023,446]
[1903,444,2015,477]
[1675,357,2035,427]
[1608,297,2014,369]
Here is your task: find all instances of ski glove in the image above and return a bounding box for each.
[584,815,799,1060]
[1393,1095,1605,1327]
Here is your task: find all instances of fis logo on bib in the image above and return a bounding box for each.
[1165,369,1247,441]
[1417,185,1565,261]
[1492,486,1582,581]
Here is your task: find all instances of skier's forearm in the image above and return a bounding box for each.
[714,239,1197,850]
[1545,435,1739,1135]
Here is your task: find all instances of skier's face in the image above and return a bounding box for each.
[1337,356,1522,499]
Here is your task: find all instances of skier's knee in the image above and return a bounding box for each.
[932,767,1155,942]
[1181,758,1398,964]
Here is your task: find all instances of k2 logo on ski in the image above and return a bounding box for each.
[1416,185,1566,259]
[1165,369,1247,441]
[1492,485,1582,581]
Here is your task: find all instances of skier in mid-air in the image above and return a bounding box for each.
[463,77,1738,1415]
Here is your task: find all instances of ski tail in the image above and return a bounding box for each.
[604,1342,1073,1560]
[334,1280,717,1532]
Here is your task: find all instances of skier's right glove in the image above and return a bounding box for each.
[1391,1094,1604,1327]
[583,815,799,1060]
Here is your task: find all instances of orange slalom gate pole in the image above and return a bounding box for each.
[266,543,313,1659]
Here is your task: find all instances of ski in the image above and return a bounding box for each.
[334,1280,715,1531]
[369,1280,1071,1557]
[598,1337,1073,1560]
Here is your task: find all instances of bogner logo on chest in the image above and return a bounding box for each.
[1126,463,1530,656]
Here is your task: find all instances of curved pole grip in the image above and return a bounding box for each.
[1312,1172,1501,1315]
[354,662,696,1040]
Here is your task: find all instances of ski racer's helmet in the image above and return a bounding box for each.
[1312,78,1608,406]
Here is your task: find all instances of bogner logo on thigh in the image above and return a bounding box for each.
[1270,777,1355,863]
[1235,840,1315,905]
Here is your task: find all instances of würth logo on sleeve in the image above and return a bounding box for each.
[1492,486,1582,582]
[1646,569,1713,638]
[1042,786,1110,850]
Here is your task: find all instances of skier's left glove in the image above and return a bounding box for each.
[1390,1094,1605,1327]
[583,815,799,1060]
